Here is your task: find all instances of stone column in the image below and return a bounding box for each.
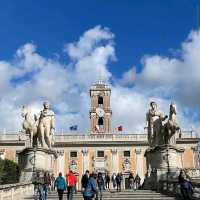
[57,150,65,176]
[192,147,199,168]
[135,148,144,183]
[82,148,89,174]
[111,148,118,173]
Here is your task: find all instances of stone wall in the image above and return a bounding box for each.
[0,183,33,200]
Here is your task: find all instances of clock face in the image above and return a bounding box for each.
[96,107,105,117]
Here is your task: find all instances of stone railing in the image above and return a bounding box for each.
[159,179,200,199]
[180,131,198,139]
[54,133,148,142]
[0,182,33,200]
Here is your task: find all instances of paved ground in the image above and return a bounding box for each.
[24,189,181,200]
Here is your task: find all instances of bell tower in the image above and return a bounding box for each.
[89,81,112,134]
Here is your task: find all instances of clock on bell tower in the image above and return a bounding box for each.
[89,81,112,134]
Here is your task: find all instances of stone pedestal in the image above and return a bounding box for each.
[18,147,57,182]
[144,145,184,190]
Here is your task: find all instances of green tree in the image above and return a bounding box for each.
[0,159,20,184]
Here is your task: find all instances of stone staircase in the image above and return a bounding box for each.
[25,190,180,200]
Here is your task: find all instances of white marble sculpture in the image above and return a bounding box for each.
[21,102,55,149]
[145,101,167,146]
[21,106,39,147]
[38,102,55,148]
[164,102,180,145]
[146,101,181,147]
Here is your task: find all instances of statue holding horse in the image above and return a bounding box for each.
[146,101,180,147]
[21,102,55,149]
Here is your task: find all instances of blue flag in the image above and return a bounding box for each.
[69,125,78,131]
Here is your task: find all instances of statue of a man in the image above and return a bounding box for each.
[38,102,55,148]
[145,101,167,146]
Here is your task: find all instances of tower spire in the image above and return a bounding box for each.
[97,67,104,85]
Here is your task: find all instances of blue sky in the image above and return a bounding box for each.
[0,0,200,134]
[0,0,199,75]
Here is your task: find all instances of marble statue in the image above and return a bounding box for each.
[145,101,167,146]
[163,102,180,145]
[38,102,55,148]
[21,106,39,147]
[21,102,55,149]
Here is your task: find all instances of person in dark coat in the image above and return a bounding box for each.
[81,170,90,190]
[105,173,110,190]
[178,170,193,200]
[116,173,122,192]
[97,172,104,200]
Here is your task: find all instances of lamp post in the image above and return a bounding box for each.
[32,145,37,179]
[166,145,170,191]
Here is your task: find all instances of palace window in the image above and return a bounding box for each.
[97,150,104,158]
[124,151,130,157]
[98,96,103,106]
[70,151,77,158]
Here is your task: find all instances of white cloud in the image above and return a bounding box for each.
[119,67,136,86]
[0,27,200,135]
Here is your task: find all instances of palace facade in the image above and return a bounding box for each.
[0,82,199,189]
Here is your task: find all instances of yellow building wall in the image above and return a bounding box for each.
[183,148,193,168]
[130,148,136,174]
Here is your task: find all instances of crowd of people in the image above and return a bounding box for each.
[33,169,194,200]
[33,170,141,200]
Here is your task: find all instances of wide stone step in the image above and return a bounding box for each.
[24,190,178,200]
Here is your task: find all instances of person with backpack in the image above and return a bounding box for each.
[54,172,67,200]
[66,170,77,200]
[83,173,98,200]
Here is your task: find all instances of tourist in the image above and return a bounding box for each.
[43,172,51,200]
[50,173,55,191]
[111,173,116,190]
[55,172,67,200]
[83,173,98,200]
[178,170,193,200]
[81,170,90,191]
[33,171,44,200]
[97,172,104,200]
[134,174,141,190]
[128,172,134,190]
[66,170,77,200]
[105,172,110,190]
[116,173,122,192]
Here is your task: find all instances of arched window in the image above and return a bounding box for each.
[98,117,104,125]
[98,96,103,106]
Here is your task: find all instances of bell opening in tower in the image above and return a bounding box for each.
[98,96,103,107]
[98,117,104,132]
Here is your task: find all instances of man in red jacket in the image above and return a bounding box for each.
[66,170,77,200]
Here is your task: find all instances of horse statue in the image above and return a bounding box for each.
[163,102,180,145]
[21,106,39,147]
